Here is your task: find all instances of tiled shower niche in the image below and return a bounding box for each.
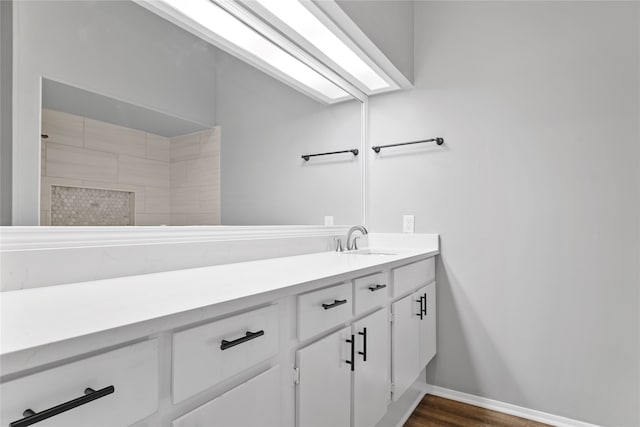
[40,109,221,226]
[50,185,135,226]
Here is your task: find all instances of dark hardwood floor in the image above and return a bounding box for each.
[404,395,551,427]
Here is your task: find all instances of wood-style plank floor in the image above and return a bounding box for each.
[404,395,551,427]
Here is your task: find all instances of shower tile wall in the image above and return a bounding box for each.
[41,109,170,225]
[170,128,220,225]
[40,109,220,226]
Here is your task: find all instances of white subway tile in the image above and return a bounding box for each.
[170,212,219,226]
[146,134,170,162]
[170,185,219,214]
[170,133,201,162]
[41,109,83,147]
[145,187,171,213]
[135,213,171,226]
[200,127,221,158]
[119,155,170,188]
[84,118,146,157]
[170,157,219,188]
[40,210,50,226]
[46,143,118,182]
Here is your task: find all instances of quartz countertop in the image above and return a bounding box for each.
[1,234,438,373]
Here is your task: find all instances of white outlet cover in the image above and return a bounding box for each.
[402,215,415,233]
[324,216,334,226]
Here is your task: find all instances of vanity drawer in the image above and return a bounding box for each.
[298,282,352,340]
[354,272,389,315]
[172,305,279,404]
[172,366,281,427]
[0,340,159,427]
[393,258,435,297]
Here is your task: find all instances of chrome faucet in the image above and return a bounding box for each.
[346,225,368,251]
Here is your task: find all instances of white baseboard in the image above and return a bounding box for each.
[422,384,602,427]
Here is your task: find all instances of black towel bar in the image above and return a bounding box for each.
[372,137,444,153]
[302,149,358,161]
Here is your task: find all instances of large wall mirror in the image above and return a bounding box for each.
[10,0,363,226]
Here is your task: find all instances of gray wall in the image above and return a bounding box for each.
[337,0,414,83]
[217,52,362,226]
[0,0,12,226]
[368,2,640,425]
[11,0,218,224]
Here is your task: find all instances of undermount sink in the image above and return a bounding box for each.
[342,249,397,256]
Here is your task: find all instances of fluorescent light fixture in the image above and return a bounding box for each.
[254,0,390,92]
[161,0,349,102]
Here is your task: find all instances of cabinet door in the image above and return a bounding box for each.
[353,309,390,427]
[1,340,158,427]
[172,367,281,427]
[418,283,437,369]
[297,326,351,427]
[391,293,420,401]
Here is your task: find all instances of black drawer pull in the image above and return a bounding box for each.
[345,334,355,371]
[416,295,425,320]
[10,385,115,427]
[322,299,347,310]
[358,328,367,362]
[220,330,265,350]
[368,284,387,292]
[422,293,428,316]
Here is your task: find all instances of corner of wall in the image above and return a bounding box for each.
[0,0,13,225]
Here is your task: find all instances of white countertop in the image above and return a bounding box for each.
[1,235,438,369]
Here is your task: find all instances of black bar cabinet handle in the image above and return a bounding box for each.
[368,284,387,292]
[322,299,347,310]
[422,293,428,316]
[220,330,265,350]
[345,334,355,371]
[358,328,367,362]
[10,386,115,427]
[416,296,424,320]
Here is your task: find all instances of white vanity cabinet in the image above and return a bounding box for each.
[298,282,353,341]
[391,282,437,402]
[297,308,390,427]
[352,309,390,427]
[2,247,439,427]
[172,367,281,427]
[417,283,437,368]
[392,258,434,297]
[172,305,279,403]
[390,292,420,401]
[297,326,352,427]
[353,272,388,315]
[0,340,159,427]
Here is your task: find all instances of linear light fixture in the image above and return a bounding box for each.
[150,0,352,103]
[251,0,392,93]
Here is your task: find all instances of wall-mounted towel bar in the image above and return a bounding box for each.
[372,137,444,153]
[302,149,359,161]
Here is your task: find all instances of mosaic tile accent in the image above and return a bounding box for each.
[51,185,135,226]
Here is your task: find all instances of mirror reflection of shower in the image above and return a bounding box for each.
[40,79,220,226]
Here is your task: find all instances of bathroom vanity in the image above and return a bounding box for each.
[0,236,438,427]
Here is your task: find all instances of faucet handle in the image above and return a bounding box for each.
[352,236,360,250]
[333,237,344,252]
